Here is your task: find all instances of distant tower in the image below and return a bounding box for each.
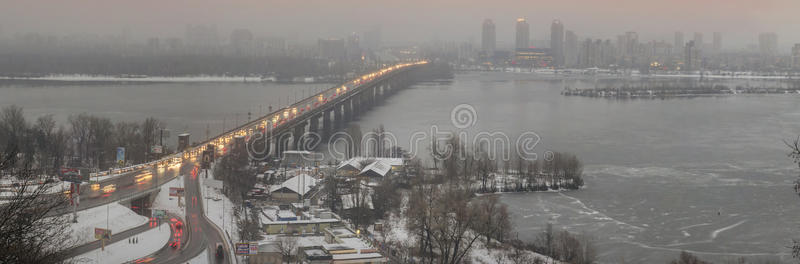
[712,32,722,52]
[693,32,704,49]
[565,30,578,67]
[792,44,800,69]
[481,19,496,58]
[674,32,684,53]
[515,18,530,50]
[684,40,701,71]
[550,20,565,67]
[759,32,778,55]
[515,18,531,49]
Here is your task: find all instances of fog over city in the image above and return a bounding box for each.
[3,0,800,48]
[3,1,800,264]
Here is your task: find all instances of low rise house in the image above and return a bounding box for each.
[270,174,317,202]
[261,206,341,235]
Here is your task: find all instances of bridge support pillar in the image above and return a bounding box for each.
[323,110,332,140]
[335,103,344,129]
[292,122,306,150]
[352,96,361,119]
[309,114,319,134]
[343,99,352,123]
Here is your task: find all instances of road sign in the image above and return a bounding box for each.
[152,209,166,218]
[235,243,250,255]
[116,147,125,165]
[60,167,88,183]
[169,187,184,197]
[94,228,111,240]
[151,145,163,154]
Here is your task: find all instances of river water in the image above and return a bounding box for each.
[3,73,800,262]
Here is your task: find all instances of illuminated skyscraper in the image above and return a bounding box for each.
[550,20,565,67]
[515,18,530,50]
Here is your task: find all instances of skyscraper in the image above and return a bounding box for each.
[363,28,381,51]
[565,30,578,67]
[792,44,800,69]
[693,32,704,48]
[759,32,778,55]
[515,18,530,50]
[481,19,496,57]
[674,32,684,54]
[684,40,701,71]
[712,32,722,52]
[550,20,565,67]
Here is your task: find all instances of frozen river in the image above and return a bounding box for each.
[3,72,800,262]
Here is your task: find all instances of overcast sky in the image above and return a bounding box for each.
[3,0,799,50]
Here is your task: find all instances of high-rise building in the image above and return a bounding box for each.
[481,19,496,58]
[712,32,722,52]
[515,18,530,50]
[759,32,778,55]
[230,29,254,56]
[318,38,346,61]
[684,40,701,71]
[693,32,704,48]
[565,30,578,67]
[550,20,565,67]
[792,44,800,69]
[363,28,381,51]
[674,32,684,54]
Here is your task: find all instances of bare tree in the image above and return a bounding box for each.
[0,147,74,263]
[275,236,298,263]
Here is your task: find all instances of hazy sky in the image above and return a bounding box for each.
[3,0,799,49]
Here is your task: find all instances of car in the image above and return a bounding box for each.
[215,243,224,259]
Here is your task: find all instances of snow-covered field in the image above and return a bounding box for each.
[71,223,170,264]
[199,168,240,261]
[151,175,187,218]
[69,202,148,245]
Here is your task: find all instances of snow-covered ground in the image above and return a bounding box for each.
[199,167,240,261]
[69,202,148,245]
[71,223,170,264]
[187,248,209,264]
[151,175,187,218]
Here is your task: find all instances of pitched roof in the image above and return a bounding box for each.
[270,174,317,195]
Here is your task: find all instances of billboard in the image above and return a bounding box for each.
[152,209,167,218]
[235,243,250,255]
[94,228,111,240]
[168,187,184,197]
[249,243,258,255]
[151,145,163,154]
[116,147,125,165]
[178,133,191,152]
[60,168,89,183]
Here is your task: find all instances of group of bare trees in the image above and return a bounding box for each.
[426,133,584,193]
[406,185,512,264]
[0,105,166,175]
[532,223,596,264]
[0,132,74,263]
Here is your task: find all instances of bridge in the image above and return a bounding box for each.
[63,60,430,264]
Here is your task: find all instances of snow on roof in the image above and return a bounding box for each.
[269,174,316,195]
[338,157,403,173]
[359,160,391,177]
[337,157,366,171]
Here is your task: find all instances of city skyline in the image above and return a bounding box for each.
[2,0,800,49]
